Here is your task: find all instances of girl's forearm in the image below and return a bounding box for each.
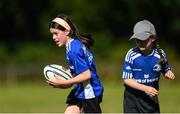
[67,69,91,85]
[124,79,149,92]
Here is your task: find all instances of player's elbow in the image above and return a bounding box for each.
[123,79,132,85]
[84,69,91,80]
[81,69,92,81]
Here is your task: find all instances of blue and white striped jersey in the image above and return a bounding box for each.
[66,38,103,99]
[122,47,171,90]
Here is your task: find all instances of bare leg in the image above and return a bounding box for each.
[64,105,80,114]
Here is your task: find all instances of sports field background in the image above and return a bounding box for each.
[0,41,180,113]
[0,80,180,113]
[1,0,180,113]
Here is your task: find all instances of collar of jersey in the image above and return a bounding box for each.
[147,49,155,56]
[66,39,74,47]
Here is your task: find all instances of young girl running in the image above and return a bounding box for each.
[47,14,104,113]
[122,20,175,113]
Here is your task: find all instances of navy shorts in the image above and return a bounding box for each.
[66,89,103,113]
[123,87,160,113]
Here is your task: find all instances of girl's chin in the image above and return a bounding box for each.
[58,44,63,47]
[139,47,146,51]
[57,43,63,47]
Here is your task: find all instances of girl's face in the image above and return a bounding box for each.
[50,28,69,47]
[135,36,155,54]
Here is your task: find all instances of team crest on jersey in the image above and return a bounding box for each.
[126,66,131,70]
[153,64,161,72]
[144,74,149,78]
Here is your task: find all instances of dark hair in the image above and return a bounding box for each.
[49,14,94,49]
[153,37,165,65]
[77,34,94,49]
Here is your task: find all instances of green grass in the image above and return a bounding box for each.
[0,81,180,113]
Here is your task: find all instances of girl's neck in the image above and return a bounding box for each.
[140,48,154,55]
[66,36,73,47]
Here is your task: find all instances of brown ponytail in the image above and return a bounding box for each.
[153,38,165,65]
[77,34,94,49]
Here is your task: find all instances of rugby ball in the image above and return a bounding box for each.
[43,64,72,81]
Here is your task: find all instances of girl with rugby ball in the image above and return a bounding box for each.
[47,14,104,113]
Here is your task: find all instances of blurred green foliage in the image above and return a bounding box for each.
[0,39,179,84]
[0,0,180,83]
[1,0,180,52]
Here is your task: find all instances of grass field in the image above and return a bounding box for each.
[0,80,180,113]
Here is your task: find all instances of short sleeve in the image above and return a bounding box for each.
[72,47,89,75]
[161,50,171,74]
[122,49,133,79]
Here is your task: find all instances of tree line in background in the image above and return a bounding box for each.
[0,0,180,83]
[1,0,180,53]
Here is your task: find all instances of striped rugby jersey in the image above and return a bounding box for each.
[66,38,103,99]
[122,47,171,90]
